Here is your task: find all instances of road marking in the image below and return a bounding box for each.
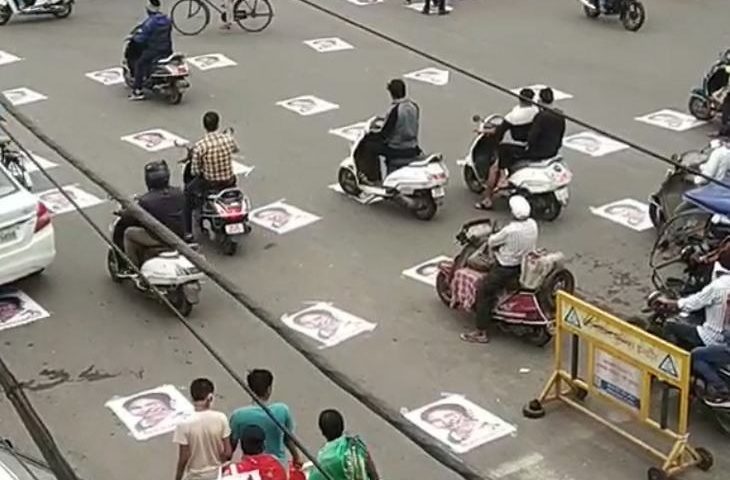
[489,452,544,478]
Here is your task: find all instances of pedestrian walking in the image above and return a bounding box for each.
[229,369,303,467]
[421,0,449,15]
[173,378,232,480]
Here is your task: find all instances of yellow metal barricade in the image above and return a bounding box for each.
[524,291,714,480]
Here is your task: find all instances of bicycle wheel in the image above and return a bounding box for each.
[171,0,211,36]
[234,0,274,33]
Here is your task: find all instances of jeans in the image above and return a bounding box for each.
[132,49,162,91]
[183,176,237,235]
[497,143,528,170]
[692,344,730,394]
[475,264,520,330]
[662,320,705,351]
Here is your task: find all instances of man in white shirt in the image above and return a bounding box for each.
[173,378,232,480]
[462,196,538,344]
[695,138,730,184]
[657,249,730,351]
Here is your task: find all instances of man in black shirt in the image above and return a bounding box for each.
[114,160,186,272]
[497,88,566,170]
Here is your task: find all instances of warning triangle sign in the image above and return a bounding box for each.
[658,354,678,378]
[563,307,582,328]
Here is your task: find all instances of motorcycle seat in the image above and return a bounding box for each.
[206,187,243,202]
[511,155,563,172]
[389,153,442,170]
[157,53,185,65]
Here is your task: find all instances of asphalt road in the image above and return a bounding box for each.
[0,0,729,479]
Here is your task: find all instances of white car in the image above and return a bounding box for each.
[0,162,55,285]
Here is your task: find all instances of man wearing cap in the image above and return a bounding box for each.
[461,196,539,344]
[128,0,173,101]
[220,425,286,480]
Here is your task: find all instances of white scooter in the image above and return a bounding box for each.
[457,114,572,221]
[337,117,449,221]
[0,0,74,25]
[106,204,205,317]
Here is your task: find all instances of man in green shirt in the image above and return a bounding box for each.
[309,409,379,480]
[229,369,302,467]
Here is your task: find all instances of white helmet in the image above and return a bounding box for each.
[509,195,531,220]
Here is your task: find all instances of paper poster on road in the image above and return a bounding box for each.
[403,67,450,86]
[590,198,652,231]
[3,87,47,106]
[121,128,188,152]
[85,67,125,86]
[635,109,705,132]
[18,151,57,173]
[402,255,451,287]
[404,395,516,454]
[405,2,453,14]
[593,349,641,412]
[329,120,369,143]
[303,38,354,53]
[345,0,383,6]
[188,53,237,71]
[563,131,628,157]
[37,185,105,216]
[250,200,320,234]
[105,384,193,441]
[276,95,339,116]
[281,303,377,348]
[0,290,50,332]
[0,50,22,66]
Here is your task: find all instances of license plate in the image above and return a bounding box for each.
[432,187,446,198]
[225,223,244,234]
[0,227,17,244]
[555,188,569,204]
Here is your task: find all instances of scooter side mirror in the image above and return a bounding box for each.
[472,114,482,123]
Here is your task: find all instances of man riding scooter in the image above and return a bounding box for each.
[475,88,538,210]
[461,195,538,344]
[653,249,730,351]
[356,79,421,184]
[126,0,173,101]
[183,111,239,241]
[114,160,186,275]
[497,87,566,173]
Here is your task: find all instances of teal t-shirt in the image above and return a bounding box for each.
[229,403,293,464]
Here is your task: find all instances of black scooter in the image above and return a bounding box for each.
[580,0,645,32]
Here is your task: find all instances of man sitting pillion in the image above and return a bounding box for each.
[116,160,187,274]
[461,196,539,344]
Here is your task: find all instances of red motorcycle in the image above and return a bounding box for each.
[435,218,575,346]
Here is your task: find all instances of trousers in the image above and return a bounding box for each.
[475,264,520,330]
[663,320,705,351]
[124,227,163,268]
[692,344,730,393]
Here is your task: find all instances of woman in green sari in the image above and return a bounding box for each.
[309,410,379,480]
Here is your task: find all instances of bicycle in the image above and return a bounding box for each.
[170,0,273,36]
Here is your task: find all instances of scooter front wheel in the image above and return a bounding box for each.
[621,1,645,31]
[688,96,713,121]
[583,2,599,18]
[338,167,362,196]
[52,2,73,18]
[463,166,485,194]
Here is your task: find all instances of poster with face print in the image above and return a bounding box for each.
[403,67,450,86]
[402,255,451,286]
[303,38,354,53]
[0,290,50,332]
[509,84,573,101]
[36,185,104,216]
[328,183,382,205]
[2,88,47,106]
[635,109,705,132]
[121,129,188,152]
[11,152,57,173]
[105,384,193,441]
[0,50,22,66]
[406,2,453,14]
[281,303,377,348]
[232,160,255,177]
[404,395,516,454]
[345,0,383,5]
[563,131,628,157]
[590,198,653,232]
[328,120,369,143]
[276,95,339,117]
[187,53,237,71]
[249,201,320,234]
[85,67,125,86]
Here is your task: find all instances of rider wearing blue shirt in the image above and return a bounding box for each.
[129,0,173,100]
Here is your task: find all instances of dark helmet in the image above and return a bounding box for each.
[144,160,170,190]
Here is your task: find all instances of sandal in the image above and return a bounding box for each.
[460,331,490,344]
[474,201,493,210]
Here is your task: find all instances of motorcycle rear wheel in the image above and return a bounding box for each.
[435,270,453,306]
[526,327,552,347]
[221,238,238,256]
[412,192,437,221]
[0,6,11,25]
[621,1,645,32]
[169,289,193,317]
[52,3,73,18]
[583,3,600,18]
[533,193,562,221]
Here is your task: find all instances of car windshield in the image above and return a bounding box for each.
[0,165,19,198]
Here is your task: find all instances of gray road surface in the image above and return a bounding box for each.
[0,1,729,479]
